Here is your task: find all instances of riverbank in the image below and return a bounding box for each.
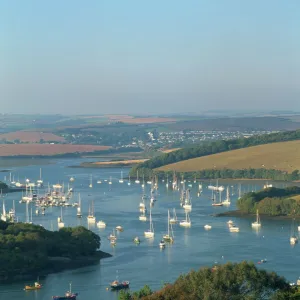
[0,250,112,283]
[214,210,300,220]
[70,159,148,168]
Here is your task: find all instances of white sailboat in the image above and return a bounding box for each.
[165,174,169,188]
[77,193,82,218]
[163,210,174,242]
[229,224,239,232]
[109,176,112,185]
[222,187,231,206]
[144,208,154,238]
[290,217,298,245]
[97,220,106,228]
[1,200,7,222]
[183,189,192,211]
[58,207,64,228]
[204,224,212,230]
[128,175,131,186]
[36,168,43,186]
[135,170,140,184]
[139,194,147,212]
[180,211,191,227]
[139,210,147,221]
[141,174,145,188]
[169,208,178,224]
[212,189,223,206]
[89,175,93,188]
[87,201,96,223]
[251,209,261,228]
[119,171,124,183]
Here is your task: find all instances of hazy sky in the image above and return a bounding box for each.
[1,1,299,115]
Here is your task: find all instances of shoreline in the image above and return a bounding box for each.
[0,250,112,284]
[214,210,300,220]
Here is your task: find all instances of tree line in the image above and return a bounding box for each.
[130,129,300,177]
[0,221,100,281]
[118,261,298,300]
[237,186,300,216]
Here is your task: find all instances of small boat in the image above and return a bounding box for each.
[58,207,64,229]
[290,216,298,245]
[139,212,147,221]
[87,201,96,223]
[110,239,117,246]
[24,281,42,291]
[222,187,231,206]
[108,229,117,241]
[89,175,93,188]
[133,236,140,244]
[135,171,140,184]
[128,175,131,186]
[52,283,78,300]
[144,208,154,238]
[229,225,239,232]
[76,194,82,218]
[183,189,192,211]
[163,210,174,243]
[159,240,166,249]
[119,171,124,183]
[110,280,130,291]
[169,208,178,224]
[252,209,261,228]
[97,180,102,184]
[180,211,191,228]
[257,259,267,264]
[227,220,234,226]
[97,220,106,228]
[70,177,75,182]
[116,225,123,232]
[109,176,112,185]
[204,224,212,230]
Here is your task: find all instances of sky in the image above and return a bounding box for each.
[0,1,300,115]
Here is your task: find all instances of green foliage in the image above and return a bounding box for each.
[0,181,8,190]
[237,186,300,216]
[118,285,153,300]
[136,262,291,300]
[0,222,101,280]
[130,129,300,178]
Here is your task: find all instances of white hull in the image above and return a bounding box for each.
[180,221,191,227]
[97,221,106,228]
[135,180,140,184]
[139,215,147,221]
[58,222,65,228]
[169,218,177,224]
[251,222,261,228]
[183,204,192,211]
[204,225,212,230]
[222,200,231,206]
[144,231,154,238]
[290,237,298,245]
[229,226,239,232]
[87,216,96,223]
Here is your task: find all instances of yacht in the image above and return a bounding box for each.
[89,175,93,188]
[183,189,192,211]
[139,211,147,221]
[229,225,239,232]
[135,171,140,184]
[144,208,154,238]
[251,209,261,228]
[159,240,166,249]
[87,201,96,223]
[57,207,65,229]
[180,211,191,227]
[97,220,106,228]
[169,208,178,224]
[76,193,82,218]
[119,171,124,183]
[290,217,298,245]
[163,210,174,243]
[222,187,231,206]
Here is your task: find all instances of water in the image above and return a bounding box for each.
[0,158,299,300]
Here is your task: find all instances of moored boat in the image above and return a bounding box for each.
[52,283,78,299]
[110,280,130,290]
[24,281,42,291]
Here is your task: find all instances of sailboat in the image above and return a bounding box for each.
[183,189,192,210]
[238,183,242,199]
[108,228,117,241]
[144,208,154,238]
[169,208,178,224]
[97,219,106,228]
[172,171,177,190]
[58,207,64,228]
[89,175,93,188]
[76,194,82,218]
[109,176,112,185]
[251,209,261,228]
[119,171,124,183]
[290,216,298,245]
[141,174,145,188]
[139,210,147,221]
[139,194,147,212]
[87,201,96,223]
[163,210,174,242]
[37,168,43,187]
[165,174,169,188]
[128,175,131,186]
[1,200,7,222]
[135,171,140,184]
[180,211,191,227]
[212,189,223,206]
[222,187,231,205]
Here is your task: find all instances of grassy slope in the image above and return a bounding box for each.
[157,140,300,173]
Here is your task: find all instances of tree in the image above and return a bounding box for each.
[138,262,291,300]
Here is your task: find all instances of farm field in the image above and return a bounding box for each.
[157,140,300,173]
[0,131,65,143]
[0,144,111,157]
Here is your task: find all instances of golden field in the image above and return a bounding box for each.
[157,140,300,173]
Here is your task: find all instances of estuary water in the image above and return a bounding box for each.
[0,158,299,300]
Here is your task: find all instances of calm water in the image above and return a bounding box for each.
[0,158,299,300]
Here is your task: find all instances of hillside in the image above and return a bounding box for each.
[0,131,65,143]
[157,140,300,173]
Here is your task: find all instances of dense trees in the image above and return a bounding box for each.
[0,181,8,190]
[0,221,101,281]
[237,187,300,216]
[119,262,294,300]
[130,130,300,178]
[154,168,300,181]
